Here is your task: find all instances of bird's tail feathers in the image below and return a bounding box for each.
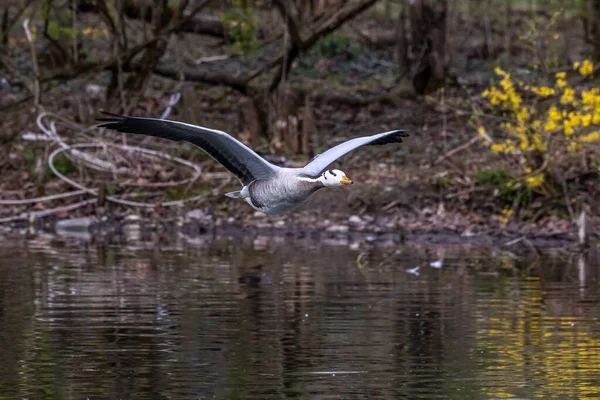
[225,191,243,198]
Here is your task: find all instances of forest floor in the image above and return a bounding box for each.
[0,8,598,247]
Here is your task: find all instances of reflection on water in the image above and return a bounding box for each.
[0,235,598,399]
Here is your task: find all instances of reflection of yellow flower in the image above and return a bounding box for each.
[553,33,560,40]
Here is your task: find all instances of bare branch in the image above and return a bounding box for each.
[23,18,41,107]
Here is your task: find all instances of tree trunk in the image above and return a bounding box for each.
[588,0,600,61]
[398,0,448,94]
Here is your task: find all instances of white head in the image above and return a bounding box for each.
[319,169,353,187]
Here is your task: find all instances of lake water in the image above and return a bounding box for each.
[0,234,598,399]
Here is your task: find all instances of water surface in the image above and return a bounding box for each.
[0,235,598,399]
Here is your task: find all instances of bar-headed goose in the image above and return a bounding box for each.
[97,112,408,214]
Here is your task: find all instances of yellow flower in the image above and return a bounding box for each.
[544,120,558,133]
[553,33,560,40]
[568,141,581,152]
[532,134,545,151]
[560,88,575,105]
[580,131,600,143]
[582,90,595,106]
[564,120,575,135]
[494,66,507,76]
[555,71,566,79]
[499,208,514,225]
[578,59,594,76]
[538,86,555,97]
[548,106,562,122]
[491,144,504,153]
[526,173,545,189]
[556,78,567,88]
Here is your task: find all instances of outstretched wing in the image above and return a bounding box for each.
[97,111,279,185]
[301,130,408,176]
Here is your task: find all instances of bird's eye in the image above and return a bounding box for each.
[330,171,337,177]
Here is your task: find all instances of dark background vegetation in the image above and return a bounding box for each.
[0,0,599,238]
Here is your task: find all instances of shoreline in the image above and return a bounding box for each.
[0,211,584,251]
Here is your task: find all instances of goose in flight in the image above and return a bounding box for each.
[97,111,408,215]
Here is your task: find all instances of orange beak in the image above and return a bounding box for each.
[340,175,353,185]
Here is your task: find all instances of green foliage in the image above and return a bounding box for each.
[41,0,76,41]
[23,148,35,170]
[49,154,74,178]
[475,168,532,207]
[47,20,75,41]
[313,34,359,59]
[475,168,511,186]
[220,0,258,54]
[41,0,53,19]
[433,171,453,189]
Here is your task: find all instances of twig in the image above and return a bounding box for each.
[160,92,182,120]
[0,189,88,205]
[22,18,40,107]
[0,0,35,45]
[193,54,230,64]
[0,54,35,95]
[2,99,210,221]
[431,136,479,166]
[503,236,524,246]
[72,0,78,64]
[48,143,203,208]
[560,176,574,219]
[0,199,98,224]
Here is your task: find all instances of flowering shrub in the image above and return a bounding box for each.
[477,60,598,202]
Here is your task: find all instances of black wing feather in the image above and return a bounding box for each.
[369,130,409,146]
[96,111,277,185]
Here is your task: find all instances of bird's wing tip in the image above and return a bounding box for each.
[99,110,124,117]
[96,110,126,125]
[393,129,409,137]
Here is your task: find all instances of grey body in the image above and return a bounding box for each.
[97,111,408,215]
[243,169,324,214]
